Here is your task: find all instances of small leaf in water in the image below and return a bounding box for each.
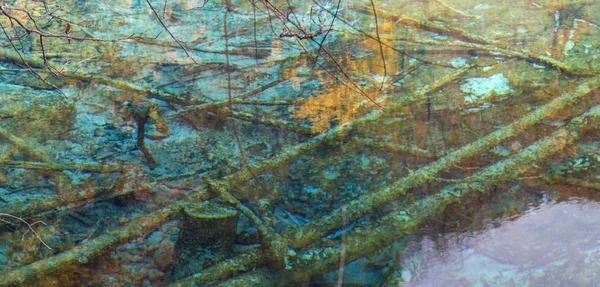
[65,23,71,44]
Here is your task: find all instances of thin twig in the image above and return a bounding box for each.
[0,21,61,91]
[145,0,199,65]
[224,1,270,194]
[434,0,480,19]
[335,205,347,287]
[0,213,51,249]
[370,0,387,91]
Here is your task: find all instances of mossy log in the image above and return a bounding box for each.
[0,47,199,105]
[207,178,290,270]
[168,71,600,286]
[212,99,600,287]
[226,65,473,196]
[0,206,179,286]
[0,160,122,173]
[286,73,600,249]
[371,8,595,76]
[0,126,51,163]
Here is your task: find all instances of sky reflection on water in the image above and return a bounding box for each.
[401,199,600,287]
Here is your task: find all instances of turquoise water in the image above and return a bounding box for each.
[0,0,599,286]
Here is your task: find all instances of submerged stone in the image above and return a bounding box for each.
[461,73,512,104]
[0,84,75,141]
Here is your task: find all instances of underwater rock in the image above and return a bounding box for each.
[0,84,75,141]
[153,239,175,272]
[167,202,239,282]
[461,73,512,105]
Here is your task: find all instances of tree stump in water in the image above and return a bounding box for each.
[167,202,239,282]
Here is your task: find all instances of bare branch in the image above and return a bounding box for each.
[0,213,51,250]
[144,0,199,65]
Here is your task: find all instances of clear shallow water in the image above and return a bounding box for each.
[0,0,599,286]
